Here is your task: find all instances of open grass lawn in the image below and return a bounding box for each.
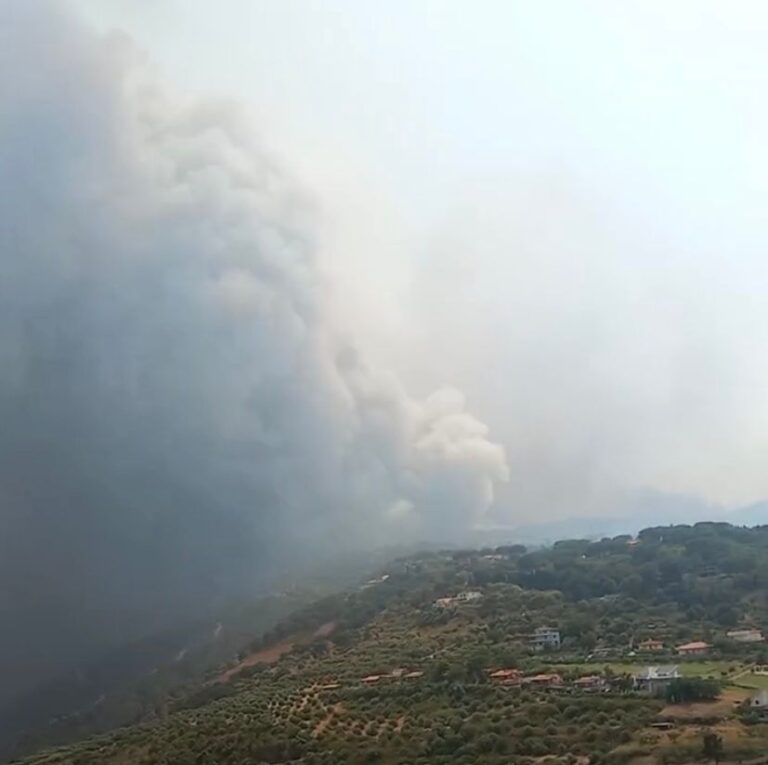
[736,672,768,689]
[547,660,743,678]
[675,661,744,678]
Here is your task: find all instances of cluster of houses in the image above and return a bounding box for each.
[637,638,712,656]
[486,664,696,697]
[346,662,768,712]
[523,628,763,657]
[635,629,764,656]
[641,628,765,654]
[355,665,674,693]
[487,668,605,691]
[429,585,765,659]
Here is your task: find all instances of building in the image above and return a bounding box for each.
[489,668,522,684]
[749,690,768,710]
[727,629,764,643]
[531,626,561,651]
[361,573,390,588]
[573,675,607,692]
[433,591,482,608]
[523,673,564,688]
[638,639,664,652]
[588,646,616,660]
[676,641,710,656]
[634,665,681,696]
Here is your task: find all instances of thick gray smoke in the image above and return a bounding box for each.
[0,2,507,704]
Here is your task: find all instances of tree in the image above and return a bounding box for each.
[665,677,720,704]
[701,731,723,765]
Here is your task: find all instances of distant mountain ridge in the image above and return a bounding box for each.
[483,494,768,546]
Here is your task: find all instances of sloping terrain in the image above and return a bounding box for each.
[14,523,768,765]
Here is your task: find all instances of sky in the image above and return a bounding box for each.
[70,0,768,516]
[2,0,768,721]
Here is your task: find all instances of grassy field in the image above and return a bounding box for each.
[735,672,768,689]
[675,661,745,678]
[546,660,744,678]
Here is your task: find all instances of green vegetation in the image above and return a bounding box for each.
[736,672,768,689]
[701,731,724,764]
[665,677,720,704]
[14,522,768,765]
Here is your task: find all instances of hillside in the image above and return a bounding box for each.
[14,522,768,765]
[0,550,401,763]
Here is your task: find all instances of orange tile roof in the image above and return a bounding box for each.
[677,641,710,650]
[489,668,521,679]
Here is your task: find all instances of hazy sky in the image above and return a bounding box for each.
[2,0,767,724]
[70,0,768,516]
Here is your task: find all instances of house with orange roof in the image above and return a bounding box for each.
[573,675,607,691]
[638,638,664,652]
[489,668,522,684]
[676,641,710,656]
[523,673,564,688]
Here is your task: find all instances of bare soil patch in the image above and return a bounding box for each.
[216,637,296,682]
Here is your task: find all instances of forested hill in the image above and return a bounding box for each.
[14,522,768,765]
[511,522,768,623]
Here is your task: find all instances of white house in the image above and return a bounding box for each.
[531,626,561,651]
[633,665,680,696]
[434,591,482,608]
[750,690,768,708]
[726,629,764,643]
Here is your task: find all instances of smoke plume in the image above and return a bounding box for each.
[0,1,507,705]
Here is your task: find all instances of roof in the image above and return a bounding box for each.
[677,641,710,650]
[574,675,604,685]
[403,671,424,679]
[526,673,563,683]
[489,668,521,679]
[635,665,679,680]
[639,638,663,645]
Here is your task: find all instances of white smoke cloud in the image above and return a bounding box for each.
[0,0,507,702]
